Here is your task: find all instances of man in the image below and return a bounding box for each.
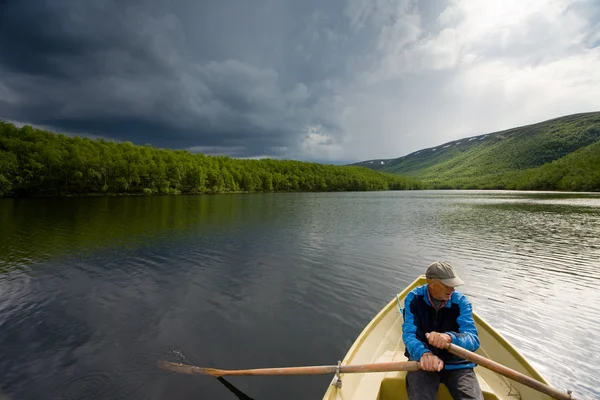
[402,261,483,400]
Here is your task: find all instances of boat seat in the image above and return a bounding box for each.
[352,351,500,400]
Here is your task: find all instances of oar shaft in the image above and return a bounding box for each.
[447,344,574,400]
[158,360,420,377]
[342,361,420,373]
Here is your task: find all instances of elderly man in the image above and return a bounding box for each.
[402,261,483,400]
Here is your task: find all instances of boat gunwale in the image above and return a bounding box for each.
[339,278,418,367]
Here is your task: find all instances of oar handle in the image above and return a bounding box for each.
[447,344,574,400]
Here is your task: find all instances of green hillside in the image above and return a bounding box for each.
[499,140,600,191]
[354,112,600,191]
[0,121,422,197]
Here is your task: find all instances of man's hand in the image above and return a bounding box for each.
[426,332,452,349]
[419,352,444,372]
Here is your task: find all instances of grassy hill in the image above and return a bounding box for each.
[353,112,600,191]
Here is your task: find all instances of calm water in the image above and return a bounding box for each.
[0,191,599,400]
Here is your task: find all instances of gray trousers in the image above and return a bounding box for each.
[406,368,484,400]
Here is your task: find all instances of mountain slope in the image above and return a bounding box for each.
[502,140,600,191]
[353,112,600,190]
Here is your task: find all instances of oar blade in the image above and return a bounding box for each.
[157,361,225,377]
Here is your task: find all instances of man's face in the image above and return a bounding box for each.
[428,279,455,301]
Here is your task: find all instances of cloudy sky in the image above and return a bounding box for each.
[1,0,599,164]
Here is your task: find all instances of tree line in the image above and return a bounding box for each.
[0,122,423,197]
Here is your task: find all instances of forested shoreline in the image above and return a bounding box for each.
[2,120,598,197]
[0,122,422,197]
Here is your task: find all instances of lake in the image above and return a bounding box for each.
[0,191,599,400]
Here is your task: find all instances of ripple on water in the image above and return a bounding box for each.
[1,192,600,400]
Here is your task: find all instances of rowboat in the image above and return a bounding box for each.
[321,275,555,400]
[157,275,571,399]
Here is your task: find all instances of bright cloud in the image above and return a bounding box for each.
[333,0,600,160]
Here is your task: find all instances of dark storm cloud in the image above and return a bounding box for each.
[0,0,354,157]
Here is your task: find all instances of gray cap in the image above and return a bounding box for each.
[426,261,465,287]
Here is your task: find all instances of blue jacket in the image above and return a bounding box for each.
[402,284,480,370]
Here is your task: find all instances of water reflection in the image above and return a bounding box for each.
[0,195,286,272]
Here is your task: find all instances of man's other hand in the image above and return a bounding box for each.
[426,332,452,349]
[419,352,444,372]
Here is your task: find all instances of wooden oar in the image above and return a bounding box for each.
[158,345,575,400]
[446,343,574,400]
[157,359,420,377]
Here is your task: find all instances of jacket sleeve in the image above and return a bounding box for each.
[447,295,480,351]
[402,292,430,360]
